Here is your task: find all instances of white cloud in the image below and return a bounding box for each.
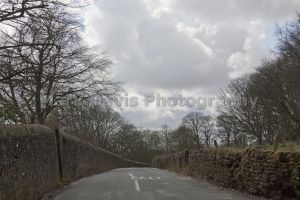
[227,20,268,79]
[82,0,298,128]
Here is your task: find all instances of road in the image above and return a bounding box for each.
[49,168,264,200]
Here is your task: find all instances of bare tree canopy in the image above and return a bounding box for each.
[182,112,215,148]
[0,0,49,23]
[0,7,119,124]
[218,16,300,145]
[0,0,72,82]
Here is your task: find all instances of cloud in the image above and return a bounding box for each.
[172,0,300,22]
[83,0,298,128]
[227,20,267,79]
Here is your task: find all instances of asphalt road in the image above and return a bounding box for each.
[49,168,265,200]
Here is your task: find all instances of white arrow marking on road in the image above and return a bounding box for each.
[129,173,138,180]
[134,179,140,191]
[138,176,147,180]
[128,173,163,192]
[129,173,141,192]
[129,173,161,180]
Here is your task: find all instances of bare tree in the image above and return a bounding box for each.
[0,8,119,124]
[218,16,300,144]
[182,112,204,148]
[113,122,145,160]
[0,0,86,82]
[182,112,215,148]
[201,115,215,147]
[219,76,272,145]
[170,125,195,151]
[161,124,171,152]
[0,0,49,24]
[0,0,50,82]
[217,114,239,147]
[58,99,124,150]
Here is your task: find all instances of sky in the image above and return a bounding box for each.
[82,0,300,129]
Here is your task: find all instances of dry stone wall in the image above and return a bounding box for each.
[152,148,300,200]
[0,124,149,200]
[0,125,59,200]
[59,133,148,182]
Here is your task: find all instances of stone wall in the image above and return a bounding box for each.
[59,133,148,182]
[152,148,300,200]
[0,124,149,200]
[0,125,60,200]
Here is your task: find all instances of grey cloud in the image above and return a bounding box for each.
[135,17,229,90]
[95,0,148,19]
[172,0,300,22]
[119,110,185,129]
[86,0,298,128]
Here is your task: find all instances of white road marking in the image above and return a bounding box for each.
[134,179,141,192]
[129,173,141,191]
[129,173,161,180]
[129,173,137,180]
[129,172,162,191]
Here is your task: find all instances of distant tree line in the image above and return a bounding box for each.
[0,0,299,162]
